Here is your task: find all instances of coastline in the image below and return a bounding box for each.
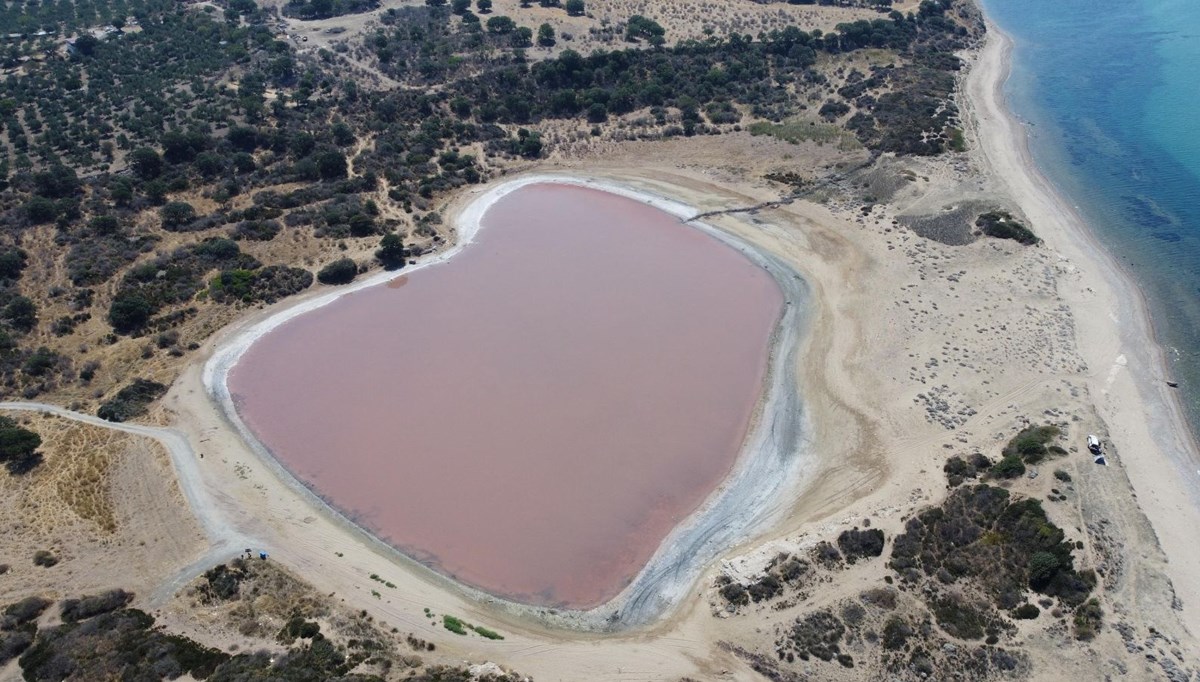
[965,21,1200,632]
[200,174,817,630]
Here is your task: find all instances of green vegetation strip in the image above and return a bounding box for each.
[748,120,862,150]
[441,614,504,640]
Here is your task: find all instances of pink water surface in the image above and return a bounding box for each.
[229,184,783,608]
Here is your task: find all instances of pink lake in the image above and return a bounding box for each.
[229,183,783,608]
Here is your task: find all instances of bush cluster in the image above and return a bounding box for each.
[0,416,42,475]
[97,378,167,422]
[836,528,886,563]
[975,211,1039,245]
[890,485,1094,609]
[944,453,993,486]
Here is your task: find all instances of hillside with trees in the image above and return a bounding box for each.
[0,0,978,409]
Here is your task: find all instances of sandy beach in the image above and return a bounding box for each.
[6,13,1200,681]
[965,23,1200,635]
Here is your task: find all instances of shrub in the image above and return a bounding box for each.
[837,528,886,562]
[0,630,35,664]
[932,594,988,640]
[3,596,52,625]
[746,574,783,602]
[201,563,247,602]
[107,291,154,334]
[470,625,504,640]
[718,580,748,606]
[1053,469,1072,482]
[813,541,843,566]
[60,590,133,622]
[944,453,993,486]
[32,551,57,568]
[160,201,197,230]
[1012,603,1039,619]
[97,379,168,422]
[442,615,467,635]
[819,100,850,121]
[860,587,898,610]
[3,296,37,332]
[17,607,228,680]
[881,615,912,650]
[787,610,844,662]
[375,234,407,270]
[1073,598,1102,640]
[0,248,27,280]
[1027,551,1060,590]
[230,220,281,241]
[890,485,1092,609]
[1002,425,1062,464]
[976,211,1039,245]
[212,265,313,305]
[317,258,358,285]
[0,417,42,476]
[277,617,321,644]
[989,455,1025,479]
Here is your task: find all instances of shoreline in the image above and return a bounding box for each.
[966,21,1200,631]
[201,174,816,630]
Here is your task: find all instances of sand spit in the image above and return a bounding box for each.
[202,175,814,630]
[966,25,1200,631]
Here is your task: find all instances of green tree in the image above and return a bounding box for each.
[515,128,543,158]
[3,295,37,332]
[565,0,585,15]
[110,178,134,206]
[24,196,56,224]
[129,147,163,179]
[108,291,153,333]
[451,0,471,13]
[331,121,355,146]
[537,22,556,46]
[1028,551,1060,590]
[317,258,358,285]
[89,215,121,235]
[161,201,197,229]
[625,15,665,44]
[476,0,492,12]
[375,233,406,270]
[487,15,515,34]
[348,213,376,237]
[586,102,607,123]
[315,149,347,180]
[0,416,42,476]
[72,34,99,56]
[0,249,26,280]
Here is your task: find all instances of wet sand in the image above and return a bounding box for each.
[227,184,784,608]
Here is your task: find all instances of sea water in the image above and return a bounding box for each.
[981,0,1200,439]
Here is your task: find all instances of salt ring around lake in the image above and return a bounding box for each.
[203,175,815,631]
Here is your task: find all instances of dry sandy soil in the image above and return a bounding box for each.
[3,12,1200,682]
[0,410,206,603]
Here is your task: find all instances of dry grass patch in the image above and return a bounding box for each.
[7,413,128,534]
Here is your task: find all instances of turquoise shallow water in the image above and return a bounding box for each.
[981,0,1200,439]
